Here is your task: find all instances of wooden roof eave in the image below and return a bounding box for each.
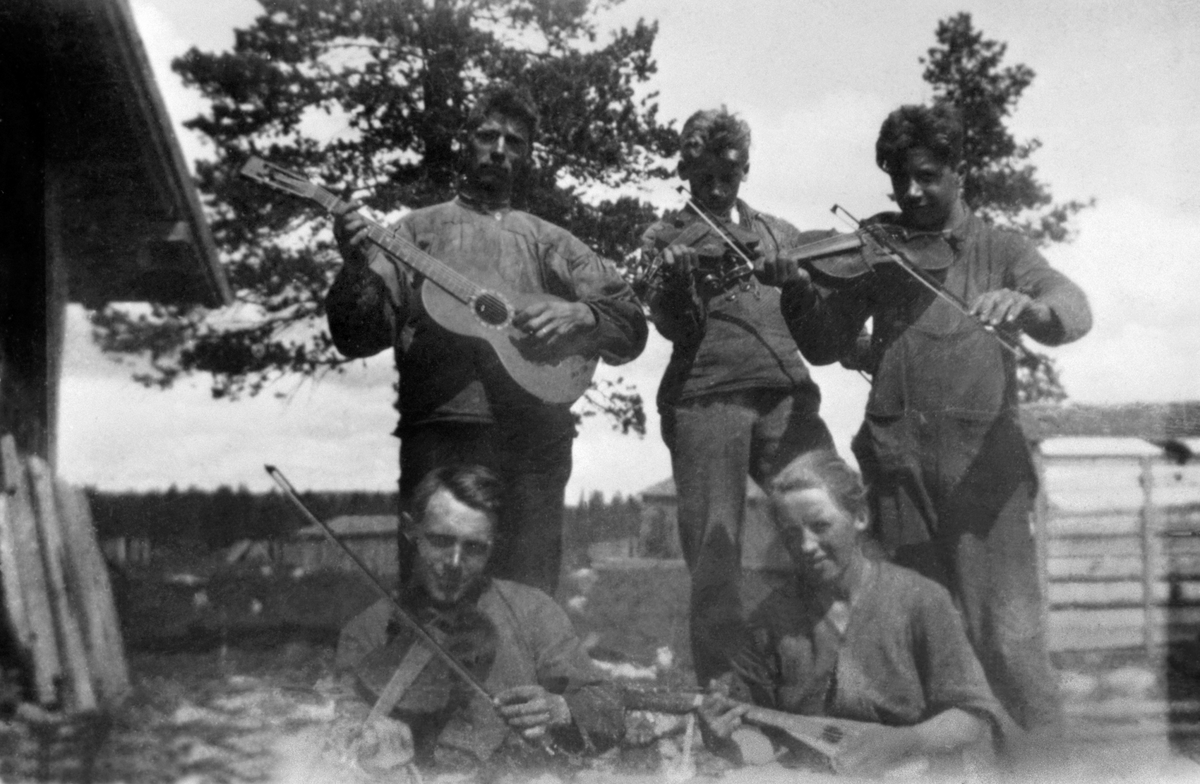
[44,0,231,309]
[95,0,231,308]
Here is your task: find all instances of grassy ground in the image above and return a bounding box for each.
[5,552,1199,783]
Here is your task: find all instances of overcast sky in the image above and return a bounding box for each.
[58,0,1200,497]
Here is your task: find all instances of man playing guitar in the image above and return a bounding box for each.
[328,84,646,596]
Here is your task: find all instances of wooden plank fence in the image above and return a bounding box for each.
[0,434,129,712]
[1040,450,1200,653]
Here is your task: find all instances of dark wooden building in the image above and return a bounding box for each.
[1,0,231,465]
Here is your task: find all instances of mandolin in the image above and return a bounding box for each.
[621,687,947,776]
[240,157,598,405]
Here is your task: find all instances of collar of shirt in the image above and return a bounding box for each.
[943,206,980,251]
[456,192,511,218]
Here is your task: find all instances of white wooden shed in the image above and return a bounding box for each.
[1022,401,1200,655]
[1036,436,1200,653]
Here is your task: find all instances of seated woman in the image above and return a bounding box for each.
[699,451,1016,776]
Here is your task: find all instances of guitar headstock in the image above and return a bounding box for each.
[240,157,318,200]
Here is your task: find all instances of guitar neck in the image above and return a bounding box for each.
[305,185,480,306]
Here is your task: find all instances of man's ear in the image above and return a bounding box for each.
[853,513,870,534]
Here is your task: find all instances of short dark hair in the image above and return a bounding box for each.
[875,103,964,175]
[409,464,503,530]
[466,84,539,146]
[768,451,868,523]
[678,106,751,173]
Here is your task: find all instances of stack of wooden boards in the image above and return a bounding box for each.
[0,434,129,712]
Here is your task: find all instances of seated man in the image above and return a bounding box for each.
[336,464,624,768]
[698,452,1015,777]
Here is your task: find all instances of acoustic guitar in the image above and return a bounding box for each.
[240,157,599,404]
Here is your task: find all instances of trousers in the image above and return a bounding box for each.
[857,413,1063,735]
[398,421,573,596]
[663,387,834,684]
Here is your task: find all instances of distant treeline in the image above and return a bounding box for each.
[563,491,642,553]
[86,486,398,546]
[88,486,655,553]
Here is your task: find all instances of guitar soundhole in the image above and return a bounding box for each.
[473,292,510,327]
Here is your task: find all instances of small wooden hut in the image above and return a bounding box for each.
[281,515,400,578]
[636,475,790,569]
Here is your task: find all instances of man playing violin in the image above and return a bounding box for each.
[640,107,836,687]
[336,464,625,768]
[327,85,647,596]
[764,103,1092,748]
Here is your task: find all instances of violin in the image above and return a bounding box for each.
[778,222,955,287]
[780,207,1037,366]
[354,602,499,716]
[633,198,763,297]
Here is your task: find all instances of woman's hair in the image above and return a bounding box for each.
[875,103,964,175]
[678,106,751,170]
[768,450,868,522]
[409,464,503,528]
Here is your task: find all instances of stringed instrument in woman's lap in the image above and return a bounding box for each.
[240,157,598,405]
[620,686,991,777]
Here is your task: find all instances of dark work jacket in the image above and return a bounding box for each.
[780,211,1092,542]
[642,199,829,411]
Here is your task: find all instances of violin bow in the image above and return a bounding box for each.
[830,205,1039,367]
[675,185,759,275]
[265,465,494,703]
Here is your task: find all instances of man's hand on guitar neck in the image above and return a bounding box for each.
[512,300,598,354]
[333,200,372,271]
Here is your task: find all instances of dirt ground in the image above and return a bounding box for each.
[4,558,1200,783]
[1,643,737,784]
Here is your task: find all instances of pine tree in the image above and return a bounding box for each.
[921,13,1091,402]
[92,0,674,431]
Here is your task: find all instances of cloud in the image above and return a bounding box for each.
[60,309,401,493]
[131,0,216,169]
[742,90,896,228]
[1043,199,1200,403]
[59,370,400,493]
